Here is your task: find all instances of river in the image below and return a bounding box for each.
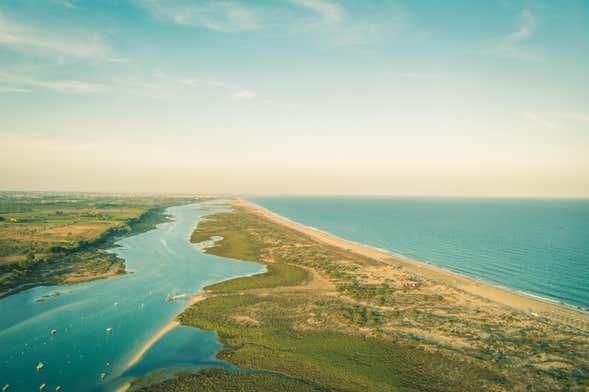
[0,202,264,391]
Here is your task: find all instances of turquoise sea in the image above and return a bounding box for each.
[249,197,589,311]
[0,203,263,391]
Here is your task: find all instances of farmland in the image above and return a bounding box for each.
[0,192,199,297]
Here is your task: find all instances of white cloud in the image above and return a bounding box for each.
[507,9,536,42]
[0,72,107,93]
[560,112,589,122]
[0,86,30,93]
[178,76,256,100]
[523,112,557,129]
[523,111,589,130]
[400,72,441,80]
[289,0,343,23]
[148,71,257,100]
[233,89,256,100]
[50,0,76,8]
[478,9,539,60]
[140,0,259,32]
[0,13,119,62]
[138,0,405,47]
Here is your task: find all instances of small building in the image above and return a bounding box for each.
[404,281,422,289]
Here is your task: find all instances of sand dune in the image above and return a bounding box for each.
[236,200,588,323]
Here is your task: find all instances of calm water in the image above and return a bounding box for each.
[250,197,589,310]
[0,203,263,391]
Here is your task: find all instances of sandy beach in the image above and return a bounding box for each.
[126,294,205,369]
[236,200,589,325]
[116,198,587,391]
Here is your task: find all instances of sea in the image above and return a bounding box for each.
[2,197,588,391]
[249,197,589,311]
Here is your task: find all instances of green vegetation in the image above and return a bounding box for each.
[176,292,500,392]
[205,263,309,292]
[136,368,323,392]
[341,303,384,326]
[339,282,396,306]
[141,204,581,391]
[168,205,589,391]
[0,192,200,297]
[191,214,262,262]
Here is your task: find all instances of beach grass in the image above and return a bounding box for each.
[205,263,310,292]
[191,212,262,262]
[178,292,501,392]
[135,368,323,392]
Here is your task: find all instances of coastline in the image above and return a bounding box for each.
[122,203,267,377]
[135,198,589,391]
[236,200,589,323]
[126,294,205,369]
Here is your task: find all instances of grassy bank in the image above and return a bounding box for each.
[134,368,322,392]
[133,203,589,391]
[204,263,309,292]
[177,293,501,391]
[0,192,200,297]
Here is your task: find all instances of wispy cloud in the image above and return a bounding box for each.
[289,0,343,23]
[560,112,589,123]
[138,0,406,47]
[50,0,76,9]
[523,111,557,129]
[0,13,121,62]
[0,72,107,93]
[507,9,536,42]
[140,0,259,32]
[478,9,540,60]
[0,86,30,93]
[524,111,589,130]
[400,72,441,80]
[154,72,257,101]
[289,0,407,47]
[184,78,257,100]
[232,89,256,100]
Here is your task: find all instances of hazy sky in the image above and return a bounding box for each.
[1,0,588,197]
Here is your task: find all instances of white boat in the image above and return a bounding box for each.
[51,329,57,335]
[39,383,46,391]
[100,372,107,380]
[36,362,44,372]
[55,386,62,392]
[2,384,9,392]
[105,327,113,333]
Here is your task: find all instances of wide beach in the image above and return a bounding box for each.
[236,200,589,327]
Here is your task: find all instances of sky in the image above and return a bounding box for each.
[0,0,588,197]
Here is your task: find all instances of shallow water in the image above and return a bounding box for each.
[0,203,263,391]
[250,197,589,310]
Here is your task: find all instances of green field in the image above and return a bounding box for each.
[177,292,501,392]
[134,368,323,392]
[204,263,309,292]
[0,192,200,297]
